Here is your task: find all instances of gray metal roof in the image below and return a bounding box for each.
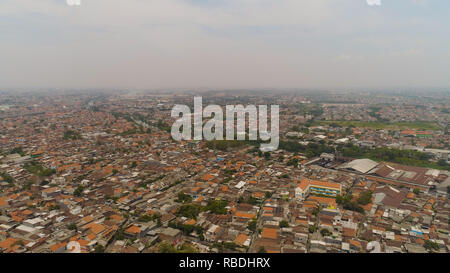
[338,158,378,174]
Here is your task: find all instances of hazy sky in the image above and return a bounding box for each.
[1,0,449,89]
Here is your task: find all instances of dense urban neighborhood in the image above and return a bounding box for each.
[0,89,449,253]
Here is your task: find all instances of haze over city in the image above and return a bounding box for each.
[1,0,450,89]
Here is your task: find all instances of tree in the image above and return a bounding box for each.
[337,194,364,214]
[10,147,25,156]
[238,196,245,203]
[0,172,14,184]
[158,242,177,253]
[287,158,299,167]
[168,221,195,235]
[93,244,105,253]
[130,161,137,168]
[178,244,198,253]
[114,228,125,240]
[63,130,82,140]
[257,246,267,253]
[413,188,420,195]
[357,191,372,205]
[247,219,257,232]
[24,161,55,177]
[67,223,77,231]
[247,196,258,205]
[73,186,85,197]
[279,220,289,228]
[176,204,201,219]
[437,159,448,166]
[320,229,331,237]
[312,207,320,216]
[138,214,152,222]
[223,242,238,251]
[423,240,439,251]
[203,200,228,215]
[176,192,192,203]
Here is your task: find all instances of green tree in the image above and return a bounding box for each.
[247,219,257,232]
[203,200,228,215]
[247,196,258,205]
[176,192,192,203]
[73,186,85,197]
[67,223,77,231]
[287,158,299,167]
[320,229,331,237]
[176,204,201,219]
[437,159,448,166]
[158,242,177,253]
[257,246,267,253]
[357,191,372,205]
[93,244,105,253]
[138,214,152,222]
[424,240,439,251]
[63,130,82,140]
[279,220,289,228]
[0,172,14,184]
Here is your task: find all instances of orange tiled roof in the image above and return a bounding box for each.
[234,234,249,246]
[110,214,123,221]
[261,228,278,239]
[0,238,17,249]
[308,196,337,207]
[235,211,256,219]
[50,242,67,252]
[0,197,8,207]
[84,222,105,235]
[310,179,341,190]
[253,192,264,198]
[297,178,310,190]
[125,225,141,234]
[201,174,214,181]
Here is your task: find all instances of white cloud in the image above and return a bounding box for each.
[366,0,381,6]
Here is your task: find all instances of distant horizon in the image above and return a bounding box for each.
[1,86,450,93]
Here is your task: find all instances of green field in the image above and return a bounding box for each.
[313,120,441,131]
